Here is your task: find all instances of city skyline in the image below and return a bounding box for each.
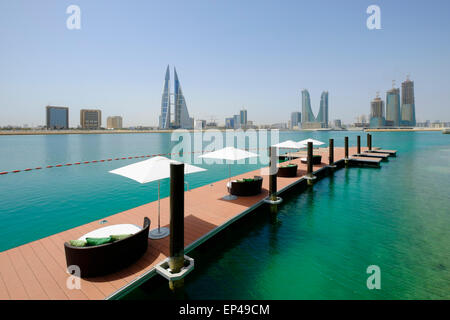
[1,1,450,127]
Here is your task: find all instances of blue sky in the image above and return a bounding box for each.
[1,0,450,127]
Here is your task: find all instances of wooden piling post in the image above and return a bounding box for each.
[169,162,185,291]
[328,138,335,168]
[367,133,372,151]
[357,135,361,154]
[266,146,281,219]
[269,146,277,201]
[345,136,349,166]
[306,142,316,185]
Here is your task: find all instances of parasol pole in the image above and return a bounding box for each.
[158,180,161,232]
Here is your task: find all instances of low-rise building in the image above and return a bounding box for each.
[107,116,123,129]
[80,109,102,129]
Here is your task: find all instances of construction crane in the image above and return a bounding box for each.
[207,116,218,127]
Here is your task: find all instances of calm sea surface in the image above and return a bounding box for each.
[1,131,449,299]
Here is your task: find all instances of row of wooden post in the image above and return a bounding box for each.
[270,132,373,196]
[167,133,373,291]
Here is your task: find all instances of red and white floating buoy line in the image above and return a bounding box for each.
[0,147,267,175]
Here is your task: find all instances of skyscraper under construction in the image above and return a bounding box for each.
[400,76,416,127]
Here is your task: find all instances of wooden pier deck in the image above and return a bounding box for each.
[0,146,373,300]
[364,149,397,156]
[349,156,383,167]
[353,152,390,160]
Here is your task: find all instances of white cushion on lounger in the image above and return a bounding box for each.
[227,180,238,188]
[78,224,142,240]
[300,157,307,161]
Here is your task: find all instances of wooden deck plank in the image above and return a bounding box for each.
[7,249,49,300]
[0,252,29,299]
[29,241,89,300]
[18,245,68,300]
[0,273,10,300]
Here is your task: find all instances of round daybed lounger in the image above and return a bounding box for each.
[277,164,298,177]
[300,155,322,165]
[226,176,263,196]
[64,217,150,278]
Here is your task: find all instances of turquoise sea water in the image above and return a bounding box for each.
[1,131,449,299]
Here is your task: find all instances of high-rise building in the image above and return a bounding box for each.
[107,116,123,129]
[290,112,301,129]
[233,114,241,129]
[225,117,234,129]
[240,108,247,128]
[401,76,416,126]
[369,94,385,128]
[316,91,329,127]
[301,89,329,128]
[80,109,102,129]
[158,66,193,129]
[301,90,315,123]
[46,106,69,129]
[174,68,194,129]
[386,86,400,127]
[159,65,171,129]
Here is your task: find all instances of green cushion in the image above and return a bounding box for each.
[110,234,132,241]
[313,155,322,158]
[243,178,254,182]
[69,240,87,247]
[85,237,113,246]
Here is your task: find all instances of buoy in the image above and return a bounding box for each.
[12,170,21,173]
[0,172,8,175]
[35,167,42,170]
[65,164,72,166]
[74,162,81,165]
[24,168,32,171]
[84,161,90,164]
[46,165,53,168]
[56,165,63,167]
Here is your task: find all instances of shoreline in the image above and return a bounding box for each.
[365,128,445,132]
[0,127,446,136]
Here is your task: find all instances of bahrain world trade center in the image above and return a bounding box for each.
[159,65,194,129]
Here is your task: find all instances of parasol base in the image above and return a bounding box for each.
[149,227,170,239]
[222,194,238,201]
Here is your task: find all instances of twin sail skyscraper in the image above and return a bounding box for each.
[301,90,329,128]
[159,65,194,129]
